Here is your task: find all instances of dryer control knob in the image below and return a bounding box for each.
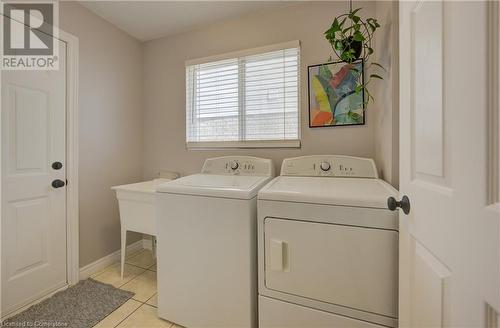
[320,162,331,172]
[230,161,239,170]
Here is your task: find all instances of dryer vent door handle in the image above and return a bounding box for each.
[270,239,289,272]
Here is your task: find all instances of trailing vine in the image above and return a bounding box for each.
[324,7,385,104]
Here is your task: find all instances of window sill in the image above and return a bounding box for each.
[186,140,301,149]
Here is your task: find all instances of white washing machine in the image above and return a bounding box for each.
[156,156,274,328]
[257,155,399,328]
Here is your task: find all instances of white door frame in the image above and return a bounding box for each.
[487,0,500,318]
[488,0,500,209]
[0,18,80,316]
[59,28,80,287]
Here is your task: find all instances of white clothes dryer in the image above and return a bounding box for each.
[257,155,399,328]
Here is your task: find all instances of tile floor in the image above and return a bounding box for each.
[91,249,181,328]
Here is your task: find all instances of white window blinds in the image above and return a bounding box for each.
[186,41,300,148]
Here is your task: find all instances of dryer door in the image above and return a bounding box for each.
[264,217,398,318]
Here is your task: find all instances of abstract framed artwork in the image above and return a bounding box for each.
[308,60,365,128]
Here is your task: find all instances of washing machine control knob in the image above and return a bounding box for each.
[320,162,331,172]
[230,161,239,170]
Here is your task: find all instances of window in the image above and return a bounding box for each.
[186,41,300,148]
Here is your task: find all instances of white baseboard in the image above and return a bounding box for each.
[142,235,156,251]
[143,238,152,250]
[79,240,143,280]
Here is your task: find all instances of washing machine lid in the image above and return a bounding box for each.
[156,174,273,199]
[258,176,397,209]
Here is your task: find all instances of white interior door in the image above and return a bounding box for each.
[399,1,500,327]
[1,37,67,316]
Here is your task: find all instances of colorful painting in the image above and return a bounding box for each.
[308,60,365,127]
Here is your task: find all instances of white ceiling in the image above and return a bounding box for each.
[80,1,294,42]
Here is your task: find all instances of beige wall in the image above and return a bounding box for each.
[60,2,144,267]
[142,1,394,178]
[58,1,398,267]
[373,1,399,187]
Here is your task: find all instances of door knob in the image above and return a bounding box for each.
[387,195,411,215]
[52,179,65,188]
[52,161,63,170]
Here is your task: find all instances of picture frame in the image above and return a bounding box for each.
[307,60,365,128]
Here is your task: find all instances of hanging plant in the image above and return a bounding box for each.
[324,7,385,104]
